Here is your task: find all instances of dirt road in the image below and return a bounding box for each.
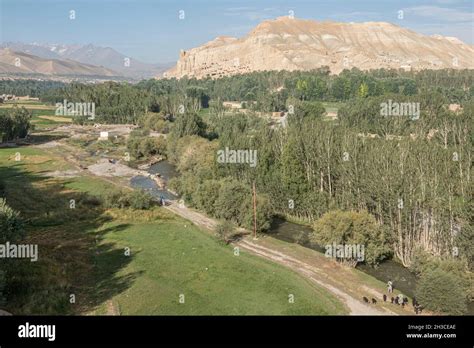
[165,201,392,315]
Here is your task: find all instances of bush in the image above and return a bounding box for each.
[0,198,24,243]
[312,210,392,266]
[127,135,166,160]
[128,190,153,210]
[130,128,150,137]
[102,191,125,209]
[215,220,236,244]
[0,198,24,309]
[78,194,102,207]
[415,268,468,314]
[142,113,170,133]
[102,190,153,210]
[410,251,473,302]
[0,106,32,142]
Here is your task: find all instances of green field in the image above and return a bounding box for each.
[91,215,346,315]
[0,146,347,315]
[1,101,72,129]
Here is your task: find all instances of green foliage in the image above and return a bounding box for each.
[128,190,153,210]
[215,220,237,244]
[47,82,151,124]
[410,250,473,302]
[0,106,32,142]
[0,198,24,243]
[102,190,128,209]
[171,112,205,138]
[0,79,65,98]
[224,181,271,232]
[141,113,171,133]
[358,82,369,98]
[101,190,153,210]
[185,86,210,111]
[312,210,392,266]
[0,198,24,308]
[415,268,468,314]
[171,175,272,232]
[455,210,474,271]
[287,98,326,120]
[127,134,167,160]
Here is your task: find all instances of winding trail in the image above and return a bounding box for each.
[165,202,392,316]
[237,239,388,315]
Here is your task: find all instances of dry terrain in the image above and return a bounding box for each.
[166,16,474,78]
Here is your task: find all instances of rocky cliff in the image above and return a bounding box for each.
[165,16,474,78]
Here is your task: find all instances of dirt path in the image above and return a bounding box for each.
[237,239,388,315]
[165,202,219,230]
[165,202,393,316]
[105,300,120,315]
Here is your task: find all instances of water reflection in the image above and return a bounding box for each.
[130,159,179,201]
[130,175,177,200]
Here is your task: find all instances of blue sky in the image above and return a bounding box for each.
[0,0,473,63]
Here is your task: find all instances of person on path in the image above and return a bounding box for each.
[387,280,393,293]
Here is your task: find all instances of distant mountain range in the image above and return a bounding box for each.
[0,42,172,78]
[0,48,120,77]
[166,16,474,79]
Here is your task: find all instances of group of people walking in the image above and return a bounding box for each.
[362,280,423,314]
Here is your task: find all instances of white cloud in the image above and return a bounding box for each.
[328,11,381,21]
[223,6,283,21]
[435,0,461,4]
[409,22,474,44]
[403,6,473,22]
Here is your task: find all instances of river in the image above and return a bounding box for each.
[130,160,178,200]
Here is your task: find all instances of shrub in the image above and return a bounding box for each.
[215,220,236,244]
[0,198,24,243]
[102,190,153,210]
[102,191,125,209]
[130,128,150,137]
[142,113,170,133]
[0,106,32,142]
[0,198,24,308]
[312,210,392,266]
[127,135,166,159]
[128,190,153,210]
[77,193,102,207]
[410,251,473,302]
[415,268,468,314]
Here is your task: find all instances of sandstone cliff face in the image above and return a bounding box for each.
[165,16,474,79]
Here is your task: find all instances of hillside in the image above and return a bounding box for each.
[1,43,172,78]
[165,16,474,78]
[0,48,119,77]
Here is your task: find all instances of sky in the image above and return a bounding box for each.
[0,0,473,64]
